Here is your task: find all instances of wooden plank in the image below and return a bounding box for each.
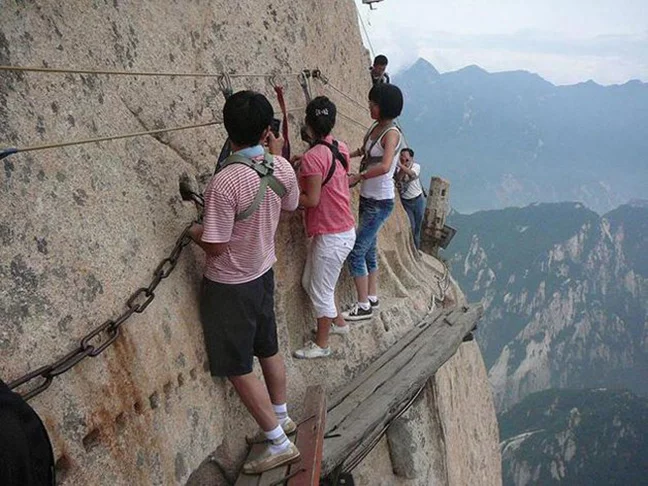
[326,310,459,432]
[329,308,448,409]
[325,324,446,432]
[321,304,482,476]
[288,385,326,486]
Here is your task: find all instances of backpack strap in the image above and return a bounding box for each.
[314,139,349,187]
[217,152,287,221]
[360,122,400,172]
[361,121,378,153]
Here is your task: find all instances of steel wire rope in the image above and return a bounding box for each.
[0,64,302,79]
[323,78,413,148]
[0,120,224,159]
[317,77,368,113]
[355,0,377,59]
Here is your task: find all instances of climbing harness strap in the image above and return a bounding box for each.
[272,79,291,160]
[298,69,313,104]
[359,121,400,172]
[313,139,349,187]
[216,152,287,221]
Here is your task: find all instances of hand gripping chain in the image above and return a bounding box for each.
[8,222,195,401]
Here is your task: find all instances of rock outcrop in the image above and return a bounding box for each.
[1,1,500,484]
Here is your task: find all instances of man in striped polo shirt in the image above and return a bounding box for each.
[188,91,300,474]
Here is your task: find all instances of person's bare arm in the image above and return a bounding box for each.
[299,174,323,208]
[188,223,229,257]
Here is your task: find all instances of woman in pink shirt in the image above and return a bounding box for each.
[293,97,356,359]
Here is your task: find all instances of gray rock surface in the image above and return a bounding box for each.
[1,1,500,484]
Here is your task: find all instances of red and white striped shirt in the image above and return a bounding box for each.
[201,154,299,284]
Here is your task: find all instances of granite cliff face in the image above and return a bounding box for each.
[446,202,648,412]
[1,1,499,484]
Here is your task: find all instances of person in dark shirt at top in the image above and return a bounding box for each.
[370,54,390,85]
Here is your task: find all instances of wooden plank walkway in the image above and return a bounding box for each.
[235,385,326,486]
[321,304,482,477]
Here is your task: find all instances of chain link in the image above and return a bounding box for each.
[8,222,195,401]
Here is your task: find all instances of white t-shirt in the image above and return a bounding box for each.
[360,127,402,200]
[399,162,424,199]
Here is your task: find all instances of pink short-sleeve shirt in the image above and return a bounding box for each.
[299,136,355,237]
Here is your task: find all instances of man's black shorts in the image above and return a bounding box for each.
[199,269,279,377]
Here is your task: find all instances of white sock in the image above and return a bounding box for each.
[264,424,290,454]
[272,403,289,423]
[358,301,371,310]
[368,295,378,303]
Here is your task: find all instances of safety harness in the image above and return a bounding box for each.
[216,152,287,221]
[359,121,400,172]
[313,139,349,187]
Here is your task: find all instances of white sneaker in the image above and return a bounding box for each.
[310,324,350,336]
[330,323,350,335]
[342,303,373,321]
[293,341,331,359]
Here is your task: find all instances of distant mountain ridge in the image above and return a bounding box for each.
[394,59,648,213]
[444,202,648,411]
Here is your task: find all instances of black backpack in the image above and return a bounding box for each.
[0,380,55,486]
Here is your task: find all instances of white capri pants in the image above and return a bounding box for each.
[302,228,356,318]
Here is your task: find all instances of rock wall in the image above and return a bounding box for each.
[1,1,500,484]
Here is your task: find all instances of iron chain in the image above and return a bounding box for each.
[8,222,195,401]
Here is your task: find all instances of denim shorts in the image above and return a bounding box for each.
[347,197,394,278]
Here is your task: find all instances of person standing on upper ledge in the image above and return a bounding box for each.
[188,91,301,475]
[370,54,391,85]
[395,147,425,249]
[344,83,404,321]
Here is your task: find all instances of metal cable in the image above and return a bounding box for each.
[337,111,370,131]
[0,64,302,79]
[320,79,367,112]
[355,2,376,59]
[0,121,223,159]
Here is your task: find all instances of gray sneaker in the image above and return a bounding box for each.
[369,298,380,309]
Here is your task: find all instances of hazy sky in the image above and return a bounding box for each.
[354,0,648,85]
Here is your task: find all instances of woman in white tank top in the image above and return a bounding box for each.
[343,84,404,321]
